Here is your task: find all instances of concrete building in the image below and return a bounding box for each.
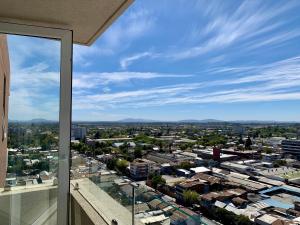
[71,126,87,140]
[146,152,194,164]
[261,153,281,162]
[282,140,300,158]
[175,179,207,202]
[130,159,157,180]
[193,149,239,162]
[0,34,10,188]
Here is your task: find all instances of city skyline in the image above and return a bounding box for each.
[7,0,300,121]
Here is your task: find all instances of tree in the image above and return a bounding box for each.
[179,143,194,150]
[134,148,142,159]
[238,136,244,145]
[177,161,193,170]
[116,159,129,174]
[151,175,166,190]
[236,215,253,225]
[214,208,252,225]
[120,142,130,153]
[183,190,199,206]
[263,147,272,154]
[274,159,287,168]
[245,136,252,150]
[197,133,228,147]
[94,131,100,139]
[34,160,50,171]
[107,158,117,170]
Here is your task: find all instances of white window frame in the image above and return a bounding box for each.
[0,21,72,225]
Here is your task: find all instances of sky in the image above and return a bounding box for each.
[6,0,300,122]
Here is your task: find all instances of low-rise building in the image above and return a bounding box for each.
[193,149,238,162]
[261,153,281,162]
[220,162,255,174]
[282,140,300,159]
[176,169,190,177]
[175,179,207,202]
[190,166,211,174]
[255,214,284,225]
[146,152,194,164]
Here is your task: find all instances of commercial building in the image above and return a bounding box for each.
[193,149,238,162]
[146,152,195,164]
[220,162,255,174]
[221,148,259,158]
[0,34,9,188]
[281,140,300,158]
[259,185,300,209]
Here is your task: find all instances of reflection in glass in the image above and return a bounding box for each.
[0,33,60,225]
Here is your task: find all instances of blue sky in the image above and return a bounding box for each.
[7,0,300,121]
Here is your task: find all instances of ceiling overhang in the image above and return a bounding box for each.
[0,0,133,45]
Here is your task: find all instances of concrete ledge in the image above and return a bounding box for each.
[70,182,109,225]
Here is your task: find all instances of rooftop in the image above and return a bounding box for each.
[190,166,210,174]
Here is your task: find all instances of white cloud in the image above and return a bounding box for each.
[122,0,300,67]
[8,61,60,120]
[73,45,113,66]
[120,52,156,69]
[170,1,297,60]
[109,8,155,44]
[7,35,60,67]
[73,55,300,109]
[73,71,192,89]
[73,7,156,66]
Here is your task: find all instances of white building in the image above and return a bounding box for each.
[71,126,87,140]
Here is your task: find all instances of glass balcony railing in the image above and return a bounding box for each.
[0,33,61,225]
[70,157,205,225]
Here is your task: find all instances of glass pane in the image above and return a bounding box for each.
[0,33,60,225]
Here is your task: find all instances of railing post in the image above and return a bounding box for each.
[131,182,139,225]
[132,184,135,225]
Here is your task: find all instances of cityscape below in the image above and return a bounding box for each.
[4,119,300,225]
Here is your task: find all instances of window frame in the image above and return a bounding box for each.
[0,21,73,225]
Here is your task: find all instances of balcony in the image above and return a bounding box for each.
[70,172,202,225]
[1,1,300,225]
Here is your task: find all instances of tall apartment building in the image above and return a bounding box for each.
[71,126,87,140]
[281,140,300,159]
[0,34,10,188]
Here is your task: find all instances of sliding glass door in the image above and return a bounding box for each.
[0,23,72,225]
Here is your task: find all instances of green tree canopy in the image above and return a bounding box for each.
[183,190,199,206]
[151,175,166,189]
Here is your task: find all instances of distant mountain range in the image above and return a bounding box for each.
[115,118,299,124]
[9,118,57,123]
[178,119,223,123]
[116,118,224,123]
[117,118,159,123]
[9,118,300,124]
